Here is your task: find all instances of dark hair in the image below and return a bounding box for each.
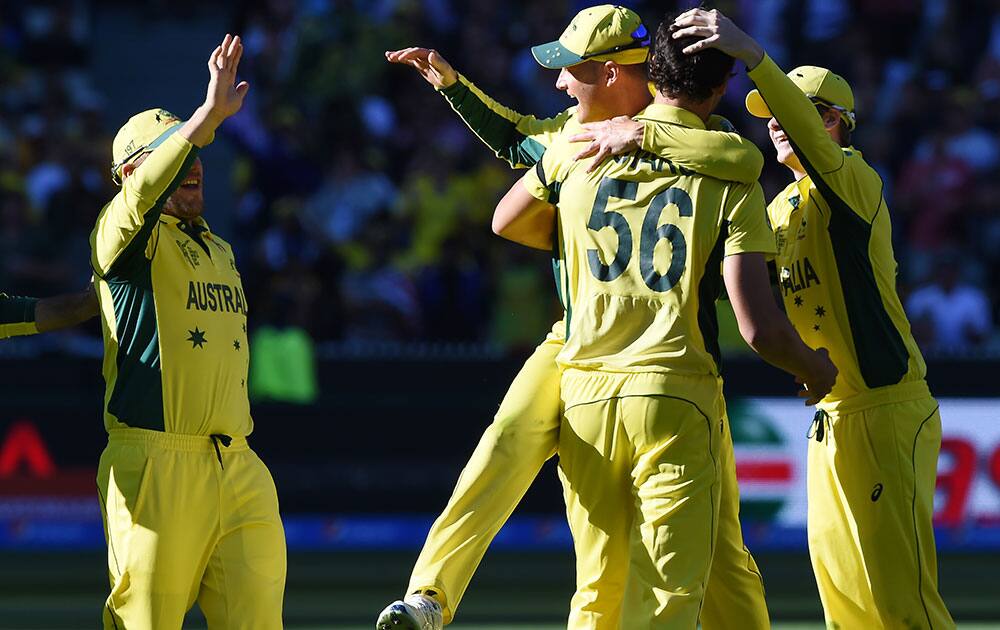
[649,12,735,101]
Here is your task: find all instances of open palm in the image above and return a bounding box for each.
[204,34,250,120]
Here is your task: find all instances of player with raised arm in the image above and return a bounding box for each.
[489,12,835,625]
[378,6,824,630]
[579,7,954,628]
[89,35,286,628]
[667,10,955,628]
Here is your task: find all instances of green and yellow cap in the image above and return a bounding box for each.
[746,65,856,130]
[110,108,183,185]
[531,4,650,69]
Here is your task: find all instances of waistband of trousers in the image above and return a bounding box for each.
[106,427,249,452]
[817,379,932,417]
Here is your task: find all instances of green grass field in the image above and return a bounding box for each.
[0,551,996,628]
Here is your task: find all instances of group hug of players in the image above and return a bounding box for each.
[0,5,954,630]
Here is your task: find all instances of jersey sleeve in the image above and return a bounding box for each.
[520,143,571,204]
[439,74,572,169]
[0,293,39,339]
[723,182,776,257]
[746,54,884,222]
[639,116,764,184]
[90,133,200,278]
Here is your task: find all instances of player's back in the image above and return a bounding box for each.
[524,105,772,378]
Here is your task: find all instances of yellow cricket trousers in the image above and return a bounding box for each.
[808,396,954,629]
[408,333,768,628]
[559,370,723,630]
[97,428,287,629]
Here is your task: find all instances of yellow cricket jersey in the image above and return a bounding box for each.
[522,104,776,378]
[0,294,38,339]
[438,73,764,184]
[90,133,252,437]
[749,54,928,412]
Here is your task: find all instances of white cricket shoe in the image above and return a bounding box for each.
[376,593,444,630]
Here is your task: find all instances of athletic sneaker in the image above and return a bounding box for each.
[376,593,444,630]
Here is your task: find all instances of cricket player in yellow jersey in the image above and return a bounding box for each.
[90,35,285,628]
[380,7,778,629]
[491,15,837,626]
[0,289,96,340]
[653,9,953,629]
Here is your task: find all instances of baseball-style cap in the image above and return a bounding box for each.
[110,108,183,185]
[531,4,650,69]
[746,66,856,130]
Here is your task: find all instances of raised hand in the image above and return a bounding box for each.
[568,116,644,173]
[204,34,251,121]
[385,47,458,89]
[671,8,764,69]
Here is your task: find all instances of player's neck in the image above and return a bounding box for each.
[588,82,652,122]
[653,93,713,124]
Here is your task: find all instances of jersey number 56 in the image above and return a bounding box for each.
[587,176,691,292]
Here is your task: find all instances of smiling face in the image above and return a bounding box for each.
[767,117,802,171]
[555,61,607,123]
[126,154,205,219]
[163,157,205,220]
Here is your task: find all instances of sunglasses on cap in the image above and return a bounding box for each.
[810,96,856,128]
[580,24,650,60]
[109,124,182,186]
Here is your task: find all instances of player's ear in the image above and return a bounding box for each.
[822,109,841,132]
[605,61,618,87]
[120,162,137,181]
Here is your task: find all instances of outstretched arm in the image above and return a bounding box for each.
[1,285,98,339]
[569,114,764,183]
[387,47,570,168]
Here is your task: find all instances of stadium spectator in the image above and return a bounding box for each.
[907,255,993,353]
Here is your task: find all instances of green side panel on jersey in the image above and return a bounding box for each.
[697,221,727,372]
[441,81,546,167]
[790,138,908,387]
[104,149,200,431]
[107,275,164,431]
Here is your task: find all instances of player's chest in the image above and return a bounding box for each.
[150,224,247,317]
[770,190,833,299]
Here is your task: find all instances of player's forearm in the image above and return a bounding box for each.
[35,287,99,333]
[640,121,764,184]
[747,54,844,173]
[178,104,224,149]
[725,253,817,380]
[439,74,556,168]
[740,318,820,380]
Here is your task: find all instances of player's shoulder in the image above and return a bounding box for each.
[537,131,581,182]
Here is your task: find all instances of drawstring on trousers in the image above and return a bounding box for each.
[807,410,829,442]
[210,434,232,468]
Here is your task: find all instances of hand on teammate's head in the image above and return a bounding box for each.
[203,34,250,121]
[670,8,764,68]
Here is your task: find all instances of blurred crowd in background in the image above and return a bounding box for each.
[2,0,999,362]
